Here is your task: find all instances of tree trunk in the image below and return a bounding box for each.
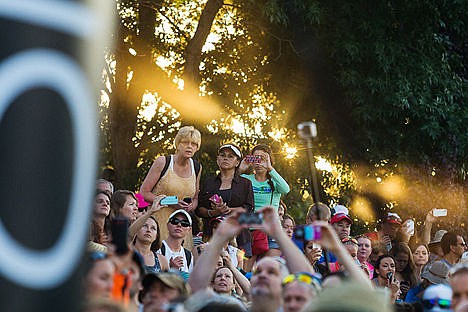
[109,1,156,189]
[183,0,223,87]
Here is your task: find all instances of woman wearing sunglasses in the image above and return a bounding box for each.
[158,210,194,275]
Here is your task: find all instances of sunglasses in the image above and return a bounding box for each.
[169,218,191,227]
[282,272,321,288]
[422,299,451,310]
[138,208,147,213]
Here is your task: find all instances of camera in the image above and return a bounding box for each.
[245,155,261,163]
[238,212,263,225]
[297,121,317,139]
[294,224,321,241]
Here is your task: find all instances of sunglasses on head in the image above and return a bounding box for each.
[282,272,321,288]
[422,299,451,310]
[169,217,191,227]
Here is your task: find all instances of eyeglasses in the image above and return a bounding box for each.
[422,299,451,310]
[138,208,147,213]
[169,218,191,227]
[282,272,321,288]
[457,242,467,247]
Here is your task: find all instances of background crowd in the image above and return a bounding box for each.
[84,126,468,312]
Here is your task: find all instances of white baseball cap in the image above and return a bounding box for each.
[168,209,192,226]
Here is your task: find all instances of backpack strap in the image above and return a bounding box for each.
[184,248,192,267]
[161,242,191,267]
[156,155,171,185]
[156,156,200,185]
[193,159,201,177]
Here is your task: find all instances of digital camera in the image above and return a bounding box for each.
[294,224,321,241]
[238,212,263,225]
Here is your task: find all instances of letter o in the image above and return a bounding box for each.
[0,49,97,289]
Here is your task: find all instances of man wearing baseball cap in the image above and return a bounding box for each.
[316,205,352,272]
[330,205,353,240]
[139,272,190,312]
[366,212,403,251]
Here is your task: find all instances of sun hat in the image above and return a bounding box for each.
[135,193,150,209]
[139,272,190,303]
[429,230,448,245]
[168,209,192,226]
[421,261,450,285]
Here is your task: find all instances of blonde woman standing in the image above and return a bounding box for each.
[140,126,202,249]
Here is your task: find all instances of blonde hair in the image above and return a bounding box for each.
[174,126,201,150]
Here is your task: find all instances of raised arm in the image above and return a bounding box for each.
[128,195,166,240]
[421,209,436,245]
[188,211,245,293]
[222,250,250,296]
[314,221,372,288]
[269,168,290,194]
[259,206,314,273]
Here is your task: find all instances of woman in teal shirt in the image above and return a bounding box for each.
[240,144,290,266]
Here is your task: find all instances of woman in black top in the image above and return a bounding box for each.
[196,143,254,256]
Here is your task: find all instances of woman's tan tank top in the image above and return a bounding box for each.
[151,155,196,248]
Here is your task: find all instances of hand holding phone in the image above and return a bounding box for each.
[160,196,178,205]
[238,212,263,225]
[209,194,222,205]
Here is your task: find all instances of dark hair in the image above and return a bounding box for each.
[374,254,395,277]
[252,144,275,193]
[132,251,146,280]
[440,232,457,255]
[90,190,112,244]
[110,190,137,219]
[282,214,296,227]
[252,144,274,164]
[389,243,418,287]
[149,216,161,251]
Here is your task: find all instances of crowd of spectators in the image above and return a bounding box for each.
[84,126,468,312]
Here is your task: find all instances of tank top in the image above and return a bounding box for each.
[152,155,197,199]
[144,251,162,274]
[151,155,197,249]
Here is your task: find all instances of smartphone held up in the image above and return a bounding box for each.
[433,208,447,217]
[294,224,321,241]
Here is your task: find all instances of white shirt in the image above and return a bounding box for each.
[158,240,193,273]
